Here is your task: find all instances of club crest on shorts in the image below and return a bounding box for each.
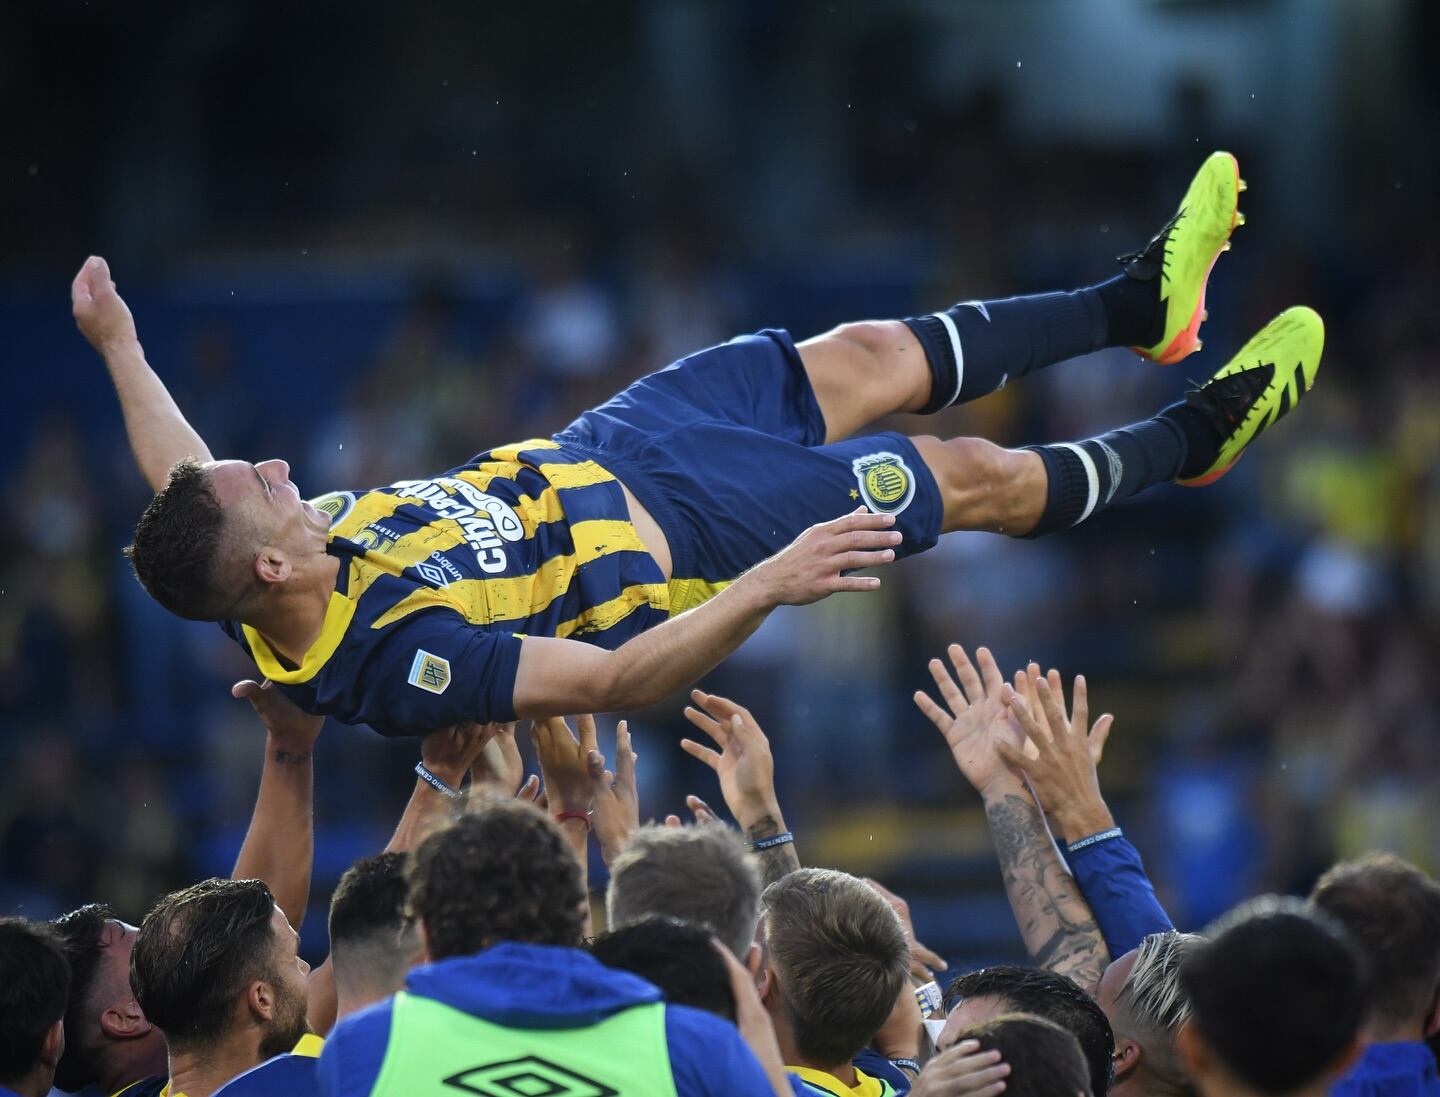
[408,649,451,695]
[852,451,915,515]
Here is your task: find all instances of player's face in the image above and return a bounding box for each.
[937,993,1013,1050]
[258,905,311,1060]
[207,458,331,548]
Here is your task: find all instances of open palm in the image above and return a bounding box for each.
[913,645,1024,797]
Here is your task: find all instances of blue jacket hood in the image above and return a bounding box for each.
[405,941,663,1029]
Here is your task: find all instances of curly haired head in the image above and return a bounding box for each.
[408,800,587,960]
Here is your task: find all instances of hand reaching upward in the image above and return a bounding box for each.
[913,645,1025,797]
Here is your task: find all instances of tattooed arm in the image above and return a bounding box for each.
[682,691,801,886]
[230,680,325,928]
[914,646,1109,987]
[983,782,1108,985]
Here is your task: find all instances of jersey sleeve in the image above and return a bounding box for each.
[1066,830,1174,957]
[319,611,524,737]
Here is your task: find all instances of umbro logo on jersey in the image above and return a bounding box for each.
[443,1056,618,1097]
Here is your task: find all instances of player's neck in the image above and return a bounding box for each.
[167,1035,262,1097]
[250,553,341,669]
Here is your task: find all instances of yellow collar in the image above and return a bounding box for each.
[242,592,357,684]
[292,1033,325,1058]
[790,1065,884,1097]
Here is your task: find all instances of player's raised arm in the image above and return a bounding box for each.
[71,255,213,490]
[511,509,902,719]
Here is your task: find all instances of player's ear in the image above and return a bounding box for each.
[254,548,292,585]
[100,999,154,1040]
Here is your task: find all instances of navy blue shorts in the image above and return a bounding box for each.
[552,330,943,612]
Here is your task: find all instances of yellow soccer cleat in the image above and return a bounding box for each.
[1176,306,1324,487]
[1125,151,1243,365]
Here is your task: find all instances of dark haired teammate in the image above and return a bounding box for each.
[74,153,1323,736]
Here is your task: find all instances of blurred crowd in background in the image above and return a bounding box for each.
[2,0,1438,969]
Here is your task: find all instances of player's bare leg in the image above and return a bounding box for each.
[796,321,933,441]
[910,436,1047,536]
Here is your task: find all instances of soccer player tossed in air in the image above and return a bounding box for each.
[74,152,1322,737]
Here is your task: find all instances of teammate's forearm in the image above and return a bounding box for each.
[101,338,212,490]
[744,808,801,887]
[982,777,1109,987]
[557,818,594,936]
[601,572,775,711]
[385,778,455,853]
[233,733,315,928]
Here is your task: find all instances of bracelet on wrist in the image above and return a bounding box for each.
[750,831,794,852]
[554,810,593,832]
[1066,827,1123,854]
[890,1058,921,1075]
[415,761,462,800]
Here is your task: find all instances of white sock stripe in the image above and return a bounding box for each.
[931,311,965,407]
[1055,442,1100,524]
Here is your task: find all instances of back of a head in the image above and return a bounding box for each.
[50,903,117,1092]
[126,458,242,621]
[0,917,71,1090]
[330,852,417,1000]
[590,916,737,1022]
[408,800,586,961]
[761,867,910,1067]
[947,966,1115,1097]
[956,1013,1093,1097]
[1309,854,1440,1033]
[131,878,277,1049]
[1181,896,1367,1096]
[606,823,761,960]
[1117,932,1203,1097]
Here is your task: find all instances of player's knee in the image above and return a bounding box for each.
[825,320,912,369]
[943,436,1016,485]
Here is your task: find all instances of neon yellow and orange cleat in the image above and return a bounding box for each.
[1125,151,1244,365]
[1176,306,1324,487]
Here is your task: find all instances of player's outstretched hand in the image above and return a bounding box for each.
[681,691,780,828]
[751,508,901,606]
[71,256,138,354]
[232,679,325,752]
[421,721,499,790]
[533,715,599,817]
[912,645,1024,798]
[997,669,1116,844]
[587,720,639,864]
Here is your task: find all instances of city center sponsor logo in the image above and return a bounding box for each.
[392,477,525,575]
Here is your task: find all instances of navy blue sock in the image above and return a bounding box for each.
[1023,413,1191,536]
[904,289,1108,414]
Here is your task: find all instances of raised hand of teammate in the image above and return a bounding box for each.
[71,256,138,354]
[750,508,901,606]
[997,667,1116,844]
[681,691,799,884]
[912,645,1025,798]
[586,720,639,864]
[470,722,525,796]
[680,692,781,828]
[420,721,500,792]
[532,715,600,818]
[232,678,325,754]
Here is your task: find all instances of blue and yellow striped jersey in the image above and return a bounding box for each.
[221,440,669,736]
